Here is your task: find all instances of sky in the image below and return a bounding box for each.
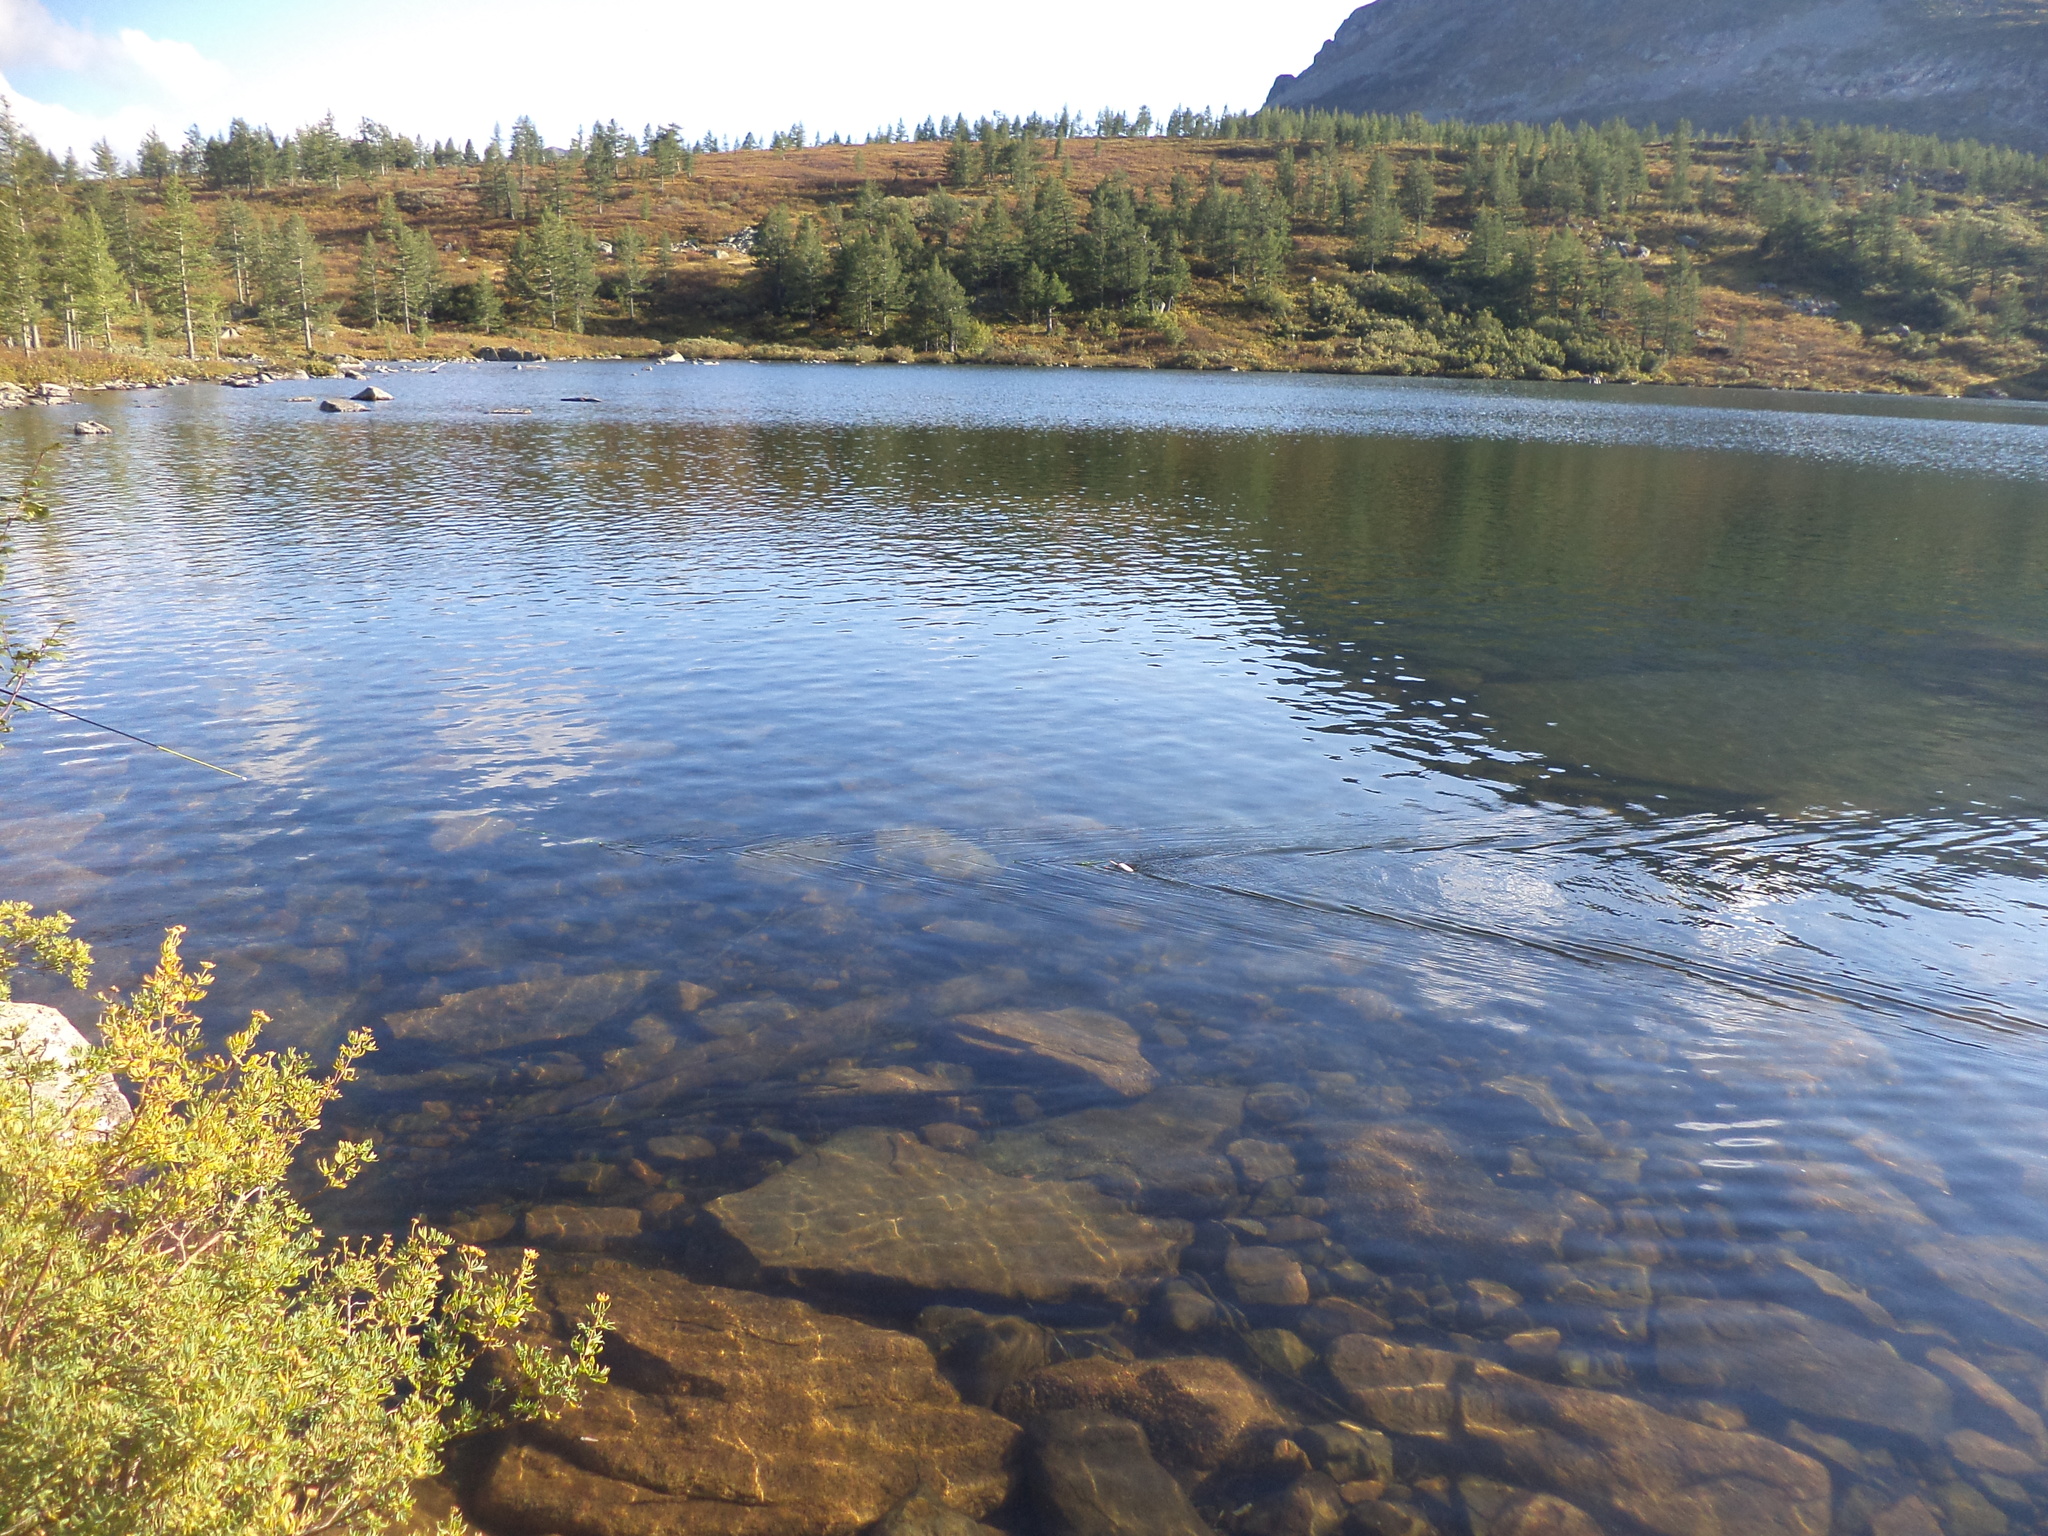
[0,0,1354,158]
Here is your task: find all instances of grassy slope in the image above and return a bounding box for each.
[15,136,2046,397]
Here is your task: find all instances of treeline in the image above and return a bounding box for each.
[0,95,2041,382]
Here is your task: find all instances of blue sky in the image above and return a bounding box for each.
[3,0,1352,157]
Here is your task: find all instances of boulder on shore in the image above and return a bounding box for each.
[0,1001,130,1134]
[467,1260,1016,1536]
[701,1126,1189,1306]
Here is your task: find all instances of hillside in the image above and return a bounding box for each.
[1268,0,2048,151]
[0,109,2045,398]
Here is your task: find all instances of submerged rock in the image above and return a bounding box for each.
[1024,1411,1215,1536]
[1000,1354,1291,1470]
[468,1261,1015,1536]
[383,970,660,1054]
[919,1307,1053,1406]
[870,1489,1003,1536]
[949,1007,1158,1098]
[876,826,999,880]
[1225,1245,1310,1307]
[1235,1472,1345,1536]
[1328,1334,1831,1536]
[527,993,905,1118]
[1654,1297,1951,1440]
[701,1127,1189,1305]
[520,1204,641,1251]
[1459,1478,1603,1536]
[1320,1121,1569,1264]
[1913,1236,2048,1338]
[980,1085,1244,1216]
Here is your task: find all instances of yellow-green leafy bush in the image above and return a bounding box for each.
[0,914,606,1536]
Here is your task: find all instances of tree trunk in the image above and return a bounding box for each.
[297,259,314,355]
[176,235,198,360]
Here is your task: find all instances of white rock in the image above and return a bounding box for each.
[0,1001,130,1134]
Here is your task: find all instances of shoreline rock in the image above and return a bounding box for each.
[0,1001,130,1135]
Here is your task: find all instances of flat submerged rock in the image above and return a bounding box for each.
[979,1085,1245,1216]
[948,1007,1159,1097]
[702,1127,1190,1305]
[468,1260,1014,1536]
[382,969,661,1053]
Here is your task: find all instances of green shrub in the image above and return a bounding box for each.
[0,914,606,1536]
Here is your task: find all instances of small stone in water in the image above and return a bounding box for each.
[1228,1245,1311,1307]
[1236,1472,1346,1536]
[1296,1422,1394,1485]
[1150,1278,1221,1335]
[1024,1411,1211,1536]
[1247,1327,1318,1376]
[923,1121,980,1152]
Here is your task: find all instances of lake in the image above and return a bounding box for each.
[5,362,2048,1536]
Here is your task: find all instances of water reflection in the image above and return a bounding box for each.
[4,366,2048,1535]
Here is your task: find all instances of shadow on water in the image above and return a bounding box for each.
[5,365,2048,1533]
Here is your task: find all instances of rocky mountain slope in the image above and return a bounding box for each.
[1267,0,2048,148]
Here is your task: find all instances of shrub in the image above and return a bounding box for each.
[0,914,606,1536]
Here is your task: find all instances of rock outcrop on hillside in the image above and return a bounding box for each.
[1267,0,2048,149]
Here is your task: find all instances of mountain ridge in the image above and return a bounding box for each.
[1267,0,2048,149]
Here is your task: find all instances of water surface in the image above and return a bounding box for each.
[5,363,2048,1531]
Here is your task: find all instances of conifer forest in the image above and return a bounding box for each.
[3,104,2048,395]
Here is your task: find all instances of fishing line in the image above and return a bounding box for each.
[5,691,246,780]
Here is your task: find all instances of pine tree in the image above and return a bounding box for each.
[145,176,220,358]
[908,258,970,351]
[60,210,125,349]
[835,227,901,337]
[1659,248,1702,353]
[1665,121,1695,211]
[215,198,260,310]
[611,226,646,320]
[964,196,1021,303]
[1018,264,1072,332]
[1352,153,1402,270]
[258,215,327,354]
[944,121,975,188]
[585,122,618,207]
[354,232,383,328]
[781,218,831,318]
[1398,158,1437,234]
